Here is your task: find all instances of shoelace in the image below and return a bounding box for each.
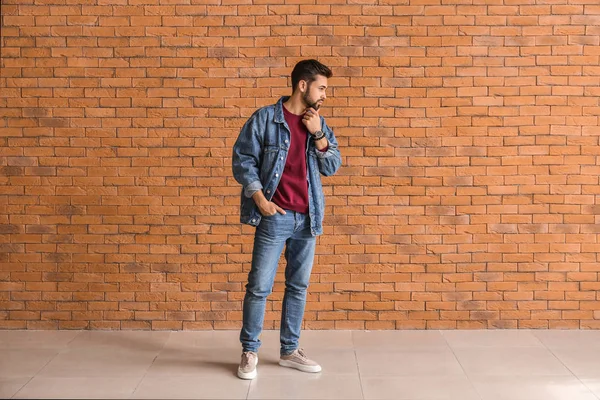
[296,348,308,361]
[242,352,256,367]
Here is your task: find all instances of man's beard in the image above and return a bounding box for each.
[303,91,322,110]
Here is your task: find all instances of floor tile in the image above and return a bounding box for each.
[0,349,60,379]
[579,377,600,398]
[13,376,140,399]
[534,331,600,350]
[0,377,31,399]
[356,349,464,377]
[132,376,250,399]
[454,347,573,377]
[0,331,80,349]
[470,375,598,400]
[353,330,449,351]
[550,348,600,379]
[36,347,157,379]
[247,374,363,400]
[144,346,240,378]
[442,329,544,348]
[66,330,170,352]
[165,330,240,350]
[361,375,480,400]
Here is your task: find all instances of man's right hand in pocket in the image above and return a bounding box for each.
[252,191,286,216]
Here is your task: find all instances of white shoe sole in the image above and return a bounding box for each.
[237,367,257,380]
[279,359,322,373]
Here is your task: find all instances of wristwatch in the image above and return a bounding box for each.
[311,130,325,141]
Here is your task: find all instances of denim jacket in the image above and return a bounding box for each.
[232,96,342,236]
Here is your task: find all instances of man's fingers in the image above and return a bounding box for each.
[262,202,285,216]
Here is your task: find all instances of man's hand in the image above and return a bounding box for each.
[302,107,321,135]
[257,200,286,217]
[252,191,286,216]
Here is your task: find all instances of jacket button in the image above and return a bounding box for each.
[251,219,256,223]
[284,140,289,144]
[266,189,271,194]
[275,173,279,177]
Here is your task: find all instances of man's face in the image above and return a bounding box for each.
[301,75,328,110]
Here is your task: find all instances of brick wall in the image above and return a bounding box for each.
[1,0,600,330]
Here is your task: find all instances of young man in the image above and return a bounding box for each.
[232,60,342,379]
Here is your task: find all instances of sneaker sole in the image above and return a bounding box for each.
[237,367,257,380]
[279,359,322,373]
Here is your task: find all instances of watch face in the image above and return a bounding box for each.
[312,131,325,140]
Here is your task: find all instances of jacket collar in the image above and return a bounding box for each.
[274,96,290,124]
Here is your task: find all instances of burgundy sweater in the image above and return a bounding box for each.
[271,106,310,214]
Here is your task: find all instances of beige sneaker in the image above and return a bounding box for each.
[237,351,258,380]
[279,348,322,373]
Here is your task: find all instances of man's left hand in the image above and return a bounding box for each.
[302,107,321,135]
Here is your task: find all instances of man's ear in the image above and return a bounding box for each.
[299,80,307,93]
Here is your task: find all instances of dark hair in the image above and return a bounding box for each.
[291,59,332,92]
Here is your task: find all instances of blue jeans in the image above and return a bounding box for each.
[240,211,316,355]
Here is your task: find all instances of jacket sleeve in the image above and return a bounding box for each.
[232,111,264,197]
[315,117,342,177]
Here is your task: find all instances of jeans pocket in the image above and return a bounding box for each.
[258,211,288,238]
[258,212,276,228]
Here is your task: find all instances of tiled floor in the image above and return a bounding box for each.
[1,330,600,399]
